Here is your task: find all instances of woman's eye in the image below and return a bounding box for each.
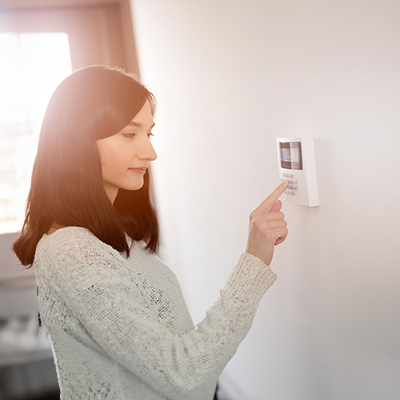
[122,132,136,139]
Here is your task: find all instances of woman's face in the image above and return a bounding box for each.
[96,100,157,203]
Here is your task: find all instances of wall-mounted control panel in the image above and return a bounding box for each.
[276,137,319,207]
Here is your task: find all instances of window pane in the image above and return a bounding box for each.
[0,32,72,234]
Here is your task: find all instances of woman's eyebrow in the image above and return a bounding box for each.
[127,121,155,129]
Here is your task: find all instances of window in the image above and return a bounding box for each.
[0,1,140,235]
[0,32,72,233]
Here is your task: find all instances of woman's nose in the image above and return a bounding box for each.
[138,137,157,161]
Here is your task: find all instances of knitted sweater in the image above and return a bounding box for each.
[34,227,277,400]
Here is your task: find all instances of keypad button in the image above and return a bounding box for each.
[283,172,294,179]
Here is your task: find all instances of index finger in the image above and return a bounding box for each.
[254,180,288,214]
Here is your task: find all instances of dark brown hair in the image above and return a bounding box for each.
[13,66,159,266]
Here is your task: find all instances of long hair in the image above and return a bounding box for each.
[13,66,159,267]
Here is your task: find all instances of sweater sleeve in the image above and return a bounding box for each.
[37,229,276,399]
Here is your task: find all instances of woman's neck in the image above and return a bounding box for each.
[47,222,64,235]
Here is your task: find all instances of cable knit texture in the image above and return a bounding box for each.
[34,227,277,400]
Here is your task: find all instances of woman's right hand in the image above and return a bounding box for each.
[245,180,289,266]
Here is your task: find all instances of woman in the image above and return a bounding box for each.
[13,66,288,400]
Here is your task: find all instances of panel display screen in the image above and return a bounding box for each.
[279,141,303,170]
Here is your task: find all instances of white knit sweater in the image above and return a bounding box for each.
[34,227,277,400]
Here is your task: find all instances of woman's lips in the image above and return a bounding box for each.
[128,167,147,174]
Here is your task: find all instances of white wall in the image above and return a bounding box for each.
[130,1,400,399]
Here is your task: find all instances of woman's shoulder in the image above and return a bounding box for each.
[35,226,125,267]
[40,226,94,248]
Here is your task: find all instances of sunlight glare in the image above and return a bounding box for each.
[0,32,72,233]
